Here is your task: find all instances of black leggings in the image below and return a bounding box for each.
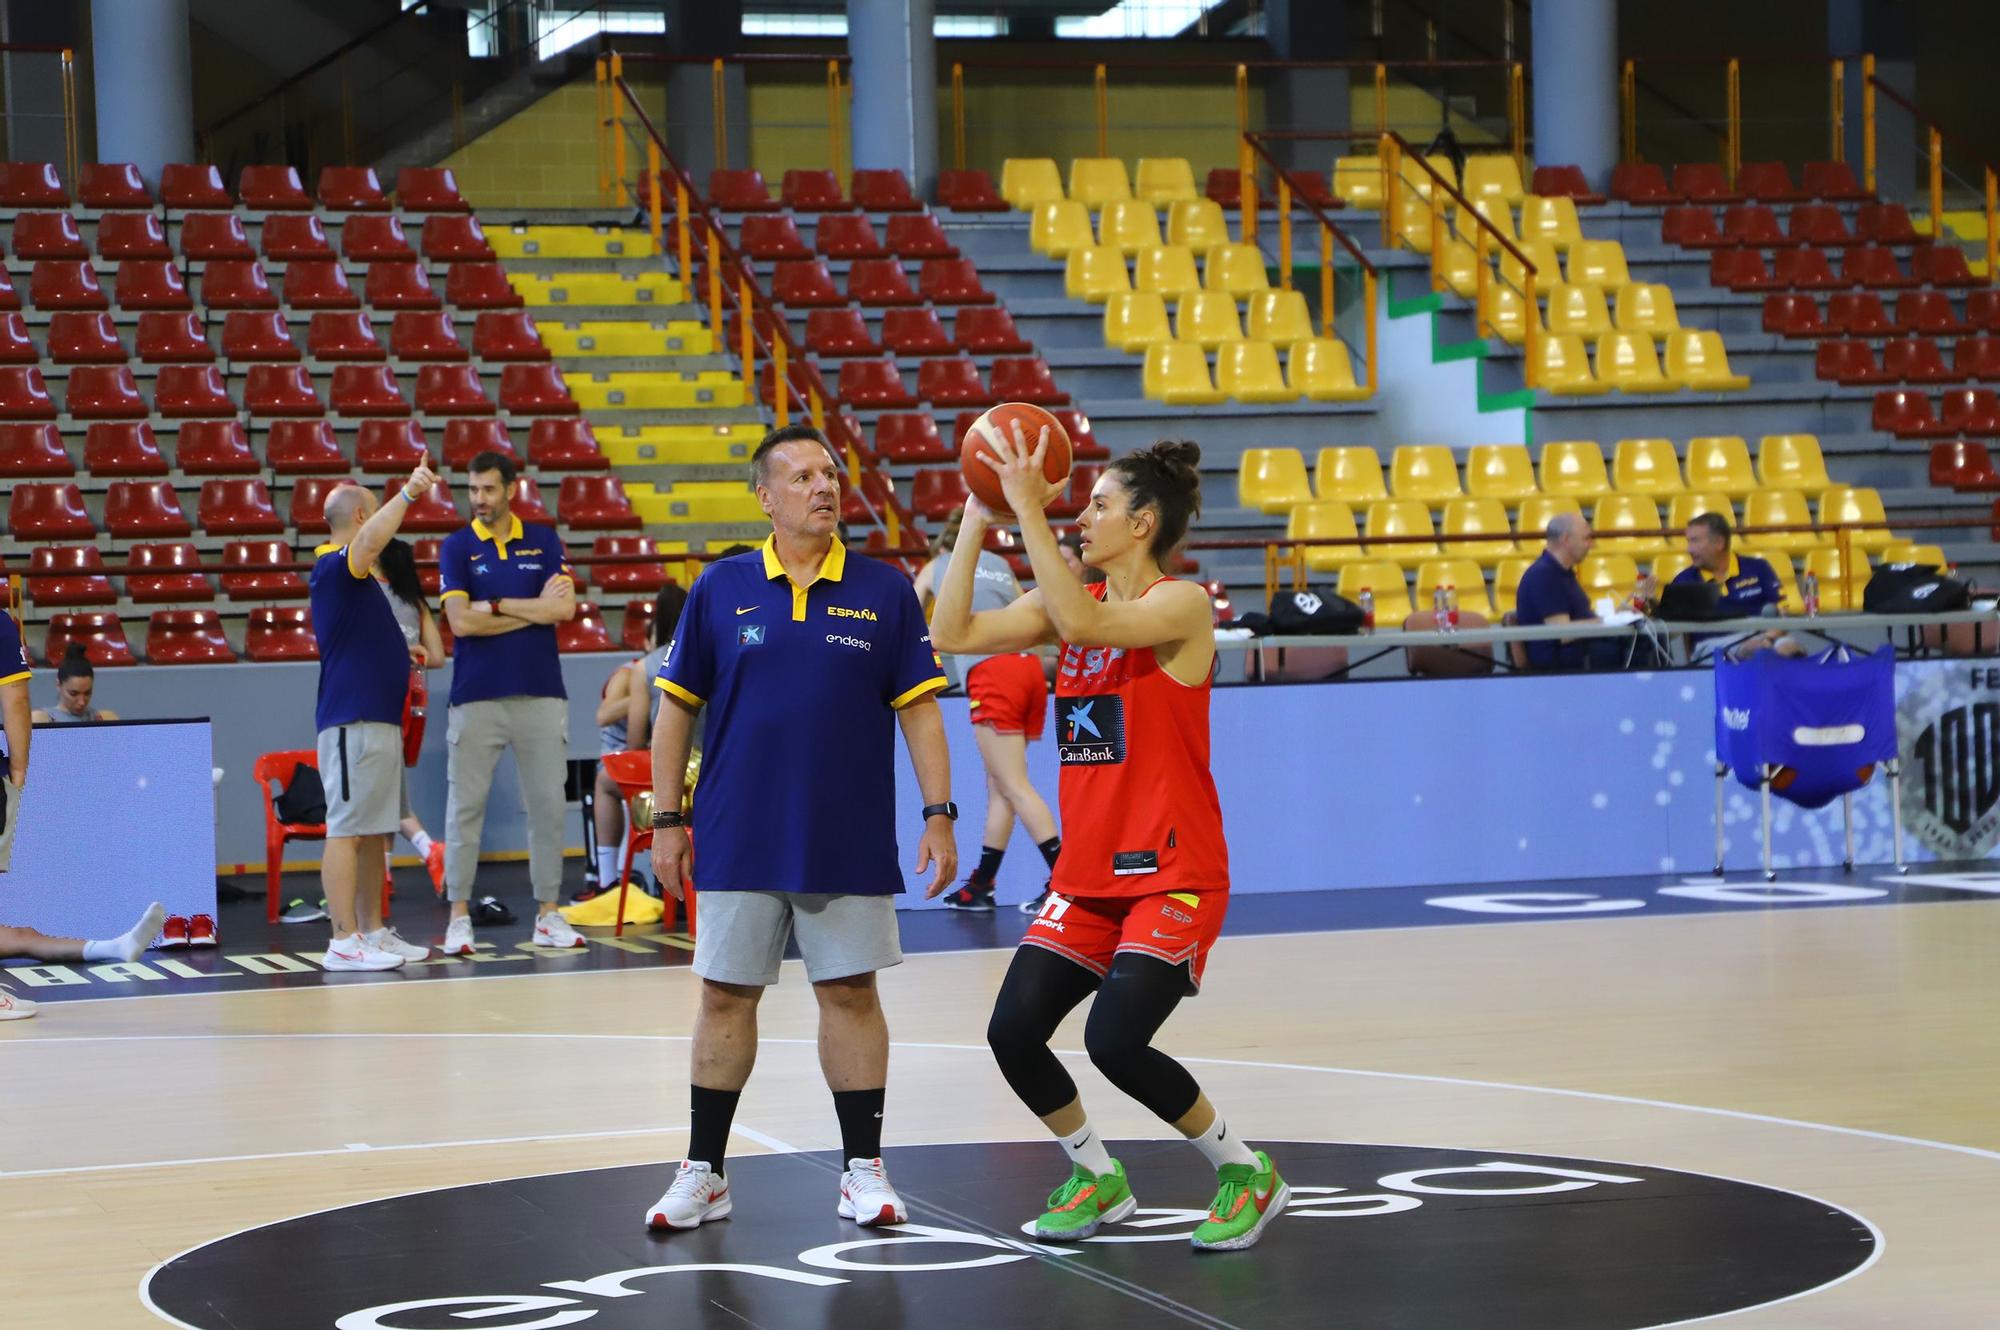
[986,944,1203,1125]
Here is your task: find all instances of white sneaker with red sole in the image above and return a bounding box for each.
[645,1160,731,1231]
[0,987,37,1020]
[533,912,585,949]
[440,916,475,957]
[838,1157,907,1226]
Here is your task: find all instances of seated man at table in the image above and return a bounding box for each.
[1515,513,1628,670]
[1669,512,1800,661]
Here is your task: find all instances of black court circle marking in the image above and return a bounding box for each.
[143,1140,1876,1330]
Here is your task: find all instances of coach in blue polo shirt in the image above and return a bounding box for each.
[1670,510,1795,660]
[640,424,955,1236]
[438,450,584,957]
[1515,511,1628,670]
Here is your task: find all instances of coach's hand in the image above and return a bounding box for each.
[651,826,691,902]
[918,816,958,898]
[402,459,440,502]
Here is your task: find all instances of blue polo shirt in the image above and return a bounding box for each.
[0,609,21,762]
[438,514,572,706]
[655,536,948,895]
[309,544,410,732]
[1514,549,1594,669]
[1670,551,1781,614]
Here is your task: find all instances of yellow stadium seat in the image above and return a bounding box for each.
[1464,444,1538,503]
[1461,154,1526,208]
[1314,446,1387,503]
[1534,334,1608,396]
[1337,560,1413,622]
[1332,155,1386,209]
[1364,499,1441,566]
[1579,554,1641,604]
[1205,243,1271,297]
[1165,199,1230,251]
[1493,556,1535,616]
[1434,239,1481,299]
[1287,501,1362,572]
[1685,435,1758,498]
[1002,157,1063,210]
[1520,195,1584,252]
[1614,283,1680,336]
[1102,291,1172,352]
[1441,497,1519,565]
[1097,199,1162,255]
[1216,341,1300,403]
[1591,494,1668,556]
[1416,559,1496,618]
[1883,542,1948,566]
[1030,200,1093,257]
[1289,338,1369,401]
[1143,342,1224,405]
[1565,239,1630,290]
[1498,237,1562,295]
[1538,441,1611,498]
[1391,444,1464,505]
[1595,331,1680,392]
[1486,284,1538,345]
[1238,448,1314,513]
[1174,291,1244,348]
[1757,434,1830,490]
[1818,485,1897,551]
[1804,547,1868,610]
[1611,437,1686,496]
[1452,196,1520,245]
[1667,492,1735,530]
[1742,489,1823,553]
[1666,330,1751,391]
[1067,157,1132,208]
[1064,245,1130,302]
[1652,551,1694,584]
[1546,283,1612,338]
[1134,157,1198,206]
[1134,244,1202,296]
[1247,290,1315,343]
[1393,192,1442,254]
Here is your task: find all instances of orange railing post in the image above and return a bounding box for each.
[1929,128,1944,240]
[773,336,789,429]
[1509,62,1525,178]
[738,274,754,388]
[705,226,722,344]
[712,57,727,168]
[1862,53,1876,193]
[952,62,966,170]
[676,180,692,287]
[1725,57,1740,189]
[826,59,843,173]
[1278,177,1292,289]
[611,52,627,206]
[1094,63,1108,159]
[1319,223,1334,335]
[1523,267,1539,389]
[1621,59,1637,163]
[1363,267,1378,393]
[1986,168,1998,287]
[595,57,610,204]
[646,141,663,248]
[1830,57,1845,164]
[1373,63,1387,135]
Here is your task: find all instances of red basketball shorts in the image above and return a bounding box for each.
[1022,888,1229,993]
[966,652,1047,740]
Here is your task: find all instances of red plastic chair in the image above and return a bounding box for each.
[876,413,949,463]
[1737,161,1804,202]
[1882,337,1961,385]
[219,310,299,364]
[1894,291,1965,336]
[1955,336,2000,382]
[1931,440,2000,490]
[1802,161,1868,201]
[200,260,278,309]
[937,168,1008,211]
[113,260,192,311]
[1911,244,1978,289]
[160,164,231,210]
[507,475,554,525]
[1047,464,1104,520]
[1968,290,2000,333]
[848,258,921,306]
[912,467,971,518]
[105,480,193,537]
[1840,246,1913,289]
[442,418,516,469]
[1673,163,1738,203]
[128,545,215,603]
[147,609,237,663]
[739,214,811,260]
[597,748,695,937]
[388,311,466,362]
[1788,204,1853,248]
[497,363,575,415]
[31,260,108,310]
[445,263,523,309]
[414,364,496,416]
[882,306,954,356]
[1854,203,1918,245]
[0,271,21,312]
[307,310,387,362]
[620,599,654,650]
[1939,388,2000,436]
[283,260,360,310]
[365,261,441,310]
[1531,164,1605,204]
[1610,162,1679,203]
[396,478,462,532]
[43,613,134,667]
[318,166,390,212]
[807,307,882,356]
[1827,292,1894,336]
[174,420,259,474]
[556,601,616,652]
[0,161,68,207]
[816,214,888,259]
[27,545,116,606]
[0,422,73,475]
[708,169,777,210]
[852,169,921,211]
[411,538,444,595]
[771,259,844,306]
[396,167,470,213]
[254,751,327,920]
[220,539,307,599]
[14,211,87,259]
[954,306,1032,354]
[199,477,286,535]
[557,474,640,529]
[842,469,895,525]
[261,214,335,261]
[65,365,149,419]
[471,312,549,361]
[420,214,494,262]
[8,481,93,537]
[0,312,42,363]
[918,357,991,407]
[239,165,311,211]
[1762,294,1826,337]
[355,418,428,473]
[287,476,342,534]
[1872,389,1948,438]
[264,418,346,474]
[331,364,412,418]
[0,365,58,418]
[983,356,1066,405]
[83,421,168,475]
[528,417,607,470]
[886,212,956,259]
[838,359,918,409]
[1772,248,1842,289]
[79,163,151,209]
[1720,204,1785,248]
[342,214,415,262]
[591,535,669,592]
[246,364,326,417]
[782,169,848,211]
[95,211,172,260]
[181,212,255,260]
[134,311,214,363]
[246,606,318,660]
[155,364,240,418]
[919,258,993,304]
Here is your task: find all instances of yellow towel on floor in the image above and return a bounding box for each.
[559,886,665,927]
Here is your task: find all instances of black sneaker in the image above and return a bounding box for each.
[943,882,995,911]
[1018,885,1052,915]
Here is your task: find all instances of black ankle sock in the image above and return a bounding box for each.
[969,846,1005,887]
[832,1087,885,1161]
[1037,837,1062,870]
[688,1084,741,1176]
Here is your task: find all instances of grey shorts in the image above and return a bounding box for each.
[692,891,903,986]
[317,722,403,838]
[0,774,19,873]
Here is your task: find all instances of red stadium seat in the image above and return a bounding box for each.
[1872,389,1949,438]
[0,422,72,476]
[390,311,466,362]
[919,258,993,304]
[807,307,882,356]
[1660,205,1722,248]
[64,365,149,419]
[317,166,389,212]
[1047,463,1103,520]
[1842,246,1913,288]
[471,312,548,361]
[27,545,116,606]
[782,169,848,212]
[444,262,522,309]
[1530,164,1605,204]
[876,413,949,463]
[153,365,237,417]
[527,417,607,470]
[79,163,151,209]
[1773,248,1842,289]
[499,476,548,526]
[852,169,921,211]
[838,359,918,409]
[365,261,441,310]
[1787,204,1853,248]
[415,364,496,416]
[0,366,58,418]
[1931,440,2000,490]
[282,260,360,309]
[222,310,302,363]
[1854,202,1919,245]
[330,364,412,417]
[306,310,386,362]
[709,169,777,210]
[355,418,428,473]
[245,607,318,660]
[1203,169,1239,209]
[146,610,236,662]
[238,165,311,211]
[265,419,347,474]
[8,481,94,537]
[989,356,1068,405]
[938,168,1008,212]
[1672,163,1737,203]
[0,161,67,207]
[912,467,971,518]
[954,306,1032,354]
[13,211,87,259]
[43,614,134,667]
[84,421,167,476]
[739,214,811,260]
[114,259,193,310]
[886,212,956,259]
[1911,244,1978,289]
[771,259,844,306]
[1737,161,1804,202]
[816,214,888,259]
[1763,294,1827,337]
[497,363,574,415]
[842,469,895,524]
[1969,290,2000,333]
[261,214,335,261]
[556,601,616,653]
[221,539,309,599]
[245,364,325,417]
[128,545,215,604]
[1882,338,1960,384]
[1802,161,1868,201]
[341,214,415,262]
[105,479,192,537]
[31,260,109,310]
[0,271,20,311]
[848,258,920,306]
[411,537,444,595]
[134,311,213,364]
[591,534,669,592]
[396,167,470,212]
[179,212,255,260]
[286,476,342,534]
[95,211,172,259]
[619,598,655,651]
[1955,336,2000,382]
[917,357,990,407]
[199,260,278,309]
[558,474,640,529]
[48,312,127,364]
[1610,162,1678,203]
[1828,292,1895,336]
[160,164,230,210]
[420,214,494,262]
[1895,290,1966,335]
[880,307,953,356]
[1939,387,2000,436]
[442,418,516,469]
[0,311,41,362]
[174,419,258,474]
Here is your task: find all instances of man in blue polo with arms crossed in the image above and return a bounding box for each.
[643,424,958,1233]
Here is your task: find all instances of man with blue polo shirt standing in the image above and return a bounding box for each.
[438,451,584,956]
[310,463,440,971]
[643,424,957,1233]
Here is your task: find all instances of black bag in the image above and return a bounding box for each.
[1265,587,1366,636]
[1861,563,1970,615]
[275,763,328,825]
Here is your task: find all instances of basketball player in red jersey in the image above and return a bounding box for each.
[930,425,1287,1252]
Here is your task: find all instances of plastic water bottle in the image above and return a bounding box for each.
[1802,568,1820,617]
[1443,584,1459,632]
[1430,585,1444,625]
[1359,588,1375,634]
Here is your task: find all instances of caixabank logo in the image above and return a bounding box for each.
[1899,665,2000,860]
[143,1141,1875,1329]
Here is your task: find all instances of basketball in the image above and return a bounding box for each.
[959,402,1073,518]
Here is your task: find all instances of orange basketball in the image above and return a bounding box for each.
[958,402,1073,518]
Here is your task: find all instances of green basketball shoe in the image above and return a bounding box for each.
[1190,1150,1288,1251]
[1033,1160,1137,1241]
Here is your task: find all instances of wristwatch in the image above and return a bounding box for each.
[650,809,687,830]
[922,802,959,822]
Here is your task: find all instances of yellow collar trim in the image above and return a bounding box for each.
[1698,551,1741,584]
[762,534,846,622]
[472,513,523,560]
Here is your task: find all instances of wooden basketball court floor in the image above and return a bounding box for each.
[4,884,1998,1327]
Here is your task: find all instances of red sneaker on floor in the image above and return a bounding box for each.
[187,913,218,947]
[426,843,446,894]
[158,915,190,949]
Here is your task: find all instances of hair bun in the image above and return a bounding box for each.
[1143,439,1202,512]
[61,641,88,663]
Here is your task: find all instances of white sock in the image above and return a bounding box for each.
[82,902,166,963]
[1058,1120,1115,1176]
[1187,1113,1258,1172]
[406,829,435,856]
[595,846,619,885]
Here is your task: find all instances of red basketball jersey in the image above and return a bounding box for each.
[1051,580,1229,899]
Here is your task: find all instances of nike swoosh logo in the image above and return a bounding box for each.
[1252,1180,1276,1212]
[735,606,759,616]
[1150,928,1180,940]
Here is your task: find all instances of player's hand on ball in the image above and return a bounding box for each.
[979,420,1064,517]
